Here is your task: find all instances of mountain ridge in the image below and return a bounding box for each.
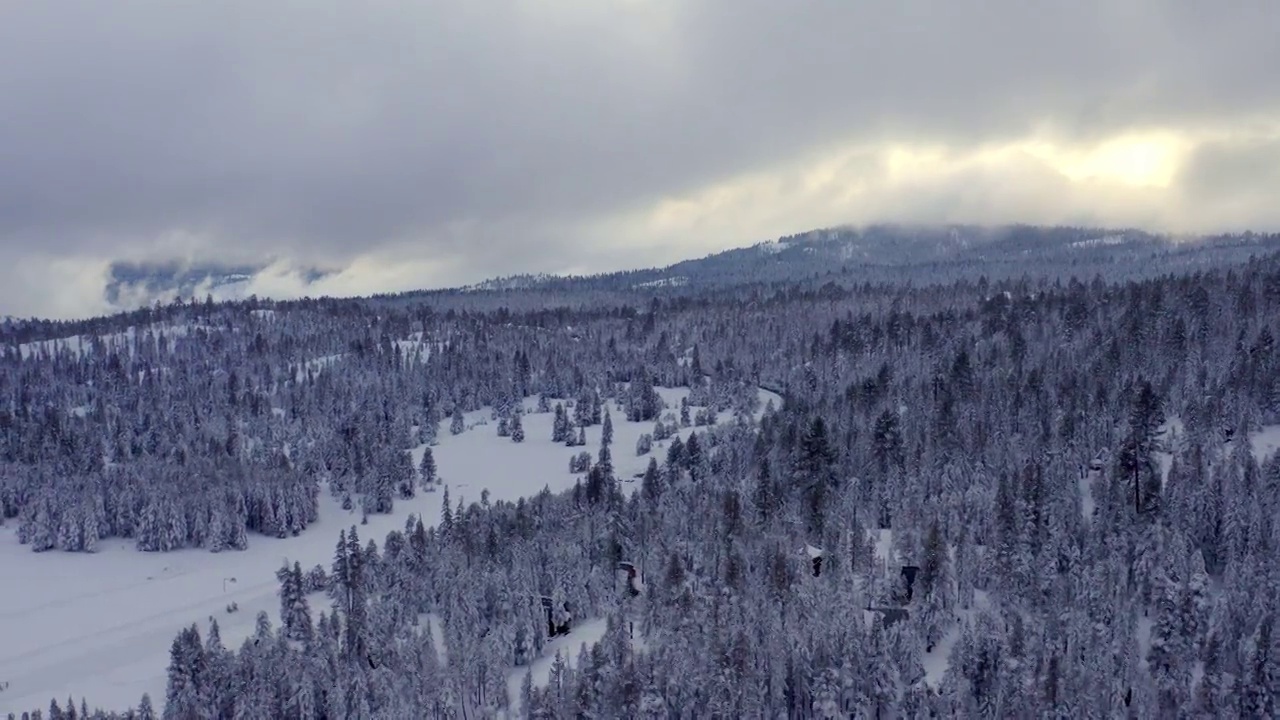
[25,223,1280,321]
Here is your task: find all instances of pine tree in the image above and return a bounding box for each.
[511,411,525,443]
[136,694,157,720]
[1195,621,1232,716]
[642,457,662,503]
[520,669,535,716]
[552,403,569,442]
[748,457,773,525]
[342,526,368,663]
[684,432,702,482]
[393,448,415,500]
[419,447,437,488]
[1240,613,1278,718]
[628,370,662,422]
[163,624,206,718]
[864,618,900,718]
[1117,379,1166,516]
[281,561,313,643]
[796,417,834,537]
[450,406,465,435]
[329,529,349,609]
[1147,561,1188,714]
[872,409,905,475]
[919,519,949,604]
[440,486,453,538]
[575,389,598,428]
[597,444,613,481]
[586,465,607,506]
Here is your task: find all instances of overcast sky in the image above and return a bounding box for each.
[2,1,1279,318]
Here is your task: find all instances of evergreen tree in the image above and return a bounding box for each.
[1117,379,1165,516]
[137,695,157,720]
[796,417,835,537]
[1240,613,1278,718]
[511,411,525,443]
[919,519,949,605]
[419,447,437,488]
[439,486,453,538]
[552,403,570,443]
[281,561,314,643]
[163,624,206,718]
[684,432,702,482]
[753,455,776,522]
[641,457,662,503]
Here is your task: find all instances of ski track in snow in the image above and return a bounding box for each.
[0,387,779,716]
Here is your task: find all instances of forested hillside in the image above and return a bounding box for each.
[4,236,1280,718]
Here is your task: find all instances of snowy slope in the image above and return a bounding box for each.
[16,324,205,360]
[0,387,779,715]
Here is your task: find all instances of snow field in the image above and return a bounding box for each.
[15,324,210,361]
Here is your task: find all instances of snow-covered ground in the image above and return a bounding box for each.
[922,590,992,688]
[16,324,206,360]
[1070,234,1127,249]
[1154,416,1184,486]
[1250,423,1280,464]
[500,618,611,719]
[419,608,621,720]
[0,387,779,716]
[632,276,689,289]
[860,527,988,689]
[1080,465,1099,521]
[294,353,346,381]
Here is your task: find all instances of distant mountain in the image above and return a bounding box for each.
[460,273,558,293]
[103,224,1280,313]
[652,224,1200,285]
[420,224,1280,302]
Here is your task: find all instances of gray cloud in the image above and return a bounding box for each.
[1169,135,1280,233]
[1178,136,1280,202]
[1,1,1279,316]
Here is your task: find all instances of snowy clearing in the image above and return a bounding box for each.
[1250,424,1280,463]
[16,324,206,361]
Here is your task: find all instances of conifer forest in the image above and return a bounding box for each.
[4,226,1280,718]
